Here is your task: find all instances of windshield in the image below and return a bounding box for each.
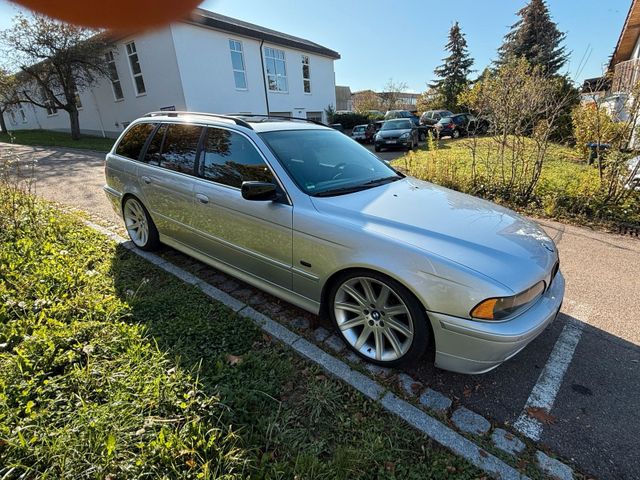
[381,120,412,130]
[438,117,452,124]
[260,129,401,196]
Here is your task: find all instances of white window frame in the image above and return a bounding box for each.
[229,39,248,91]
[41,88,58,116]
[302,55,311,94]
[125,41,146,97]
[264,47,288,93]
[105,51,124,101]
[73,89,83,110]
[18,105,27,123]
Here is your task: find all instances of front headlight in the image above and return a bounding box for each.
[470,281,545,320]
[399,132,410,139]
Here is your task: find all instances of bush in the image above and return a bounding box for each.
[571,103,628,157]
[398,137,640,228]
[330,112,371,129]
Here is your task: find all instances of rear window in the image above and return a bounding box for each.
[160,124,202,174]
[115,123,155,160]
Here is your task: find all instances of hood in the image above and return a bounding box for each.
[310,177,557,293]
[377,128,411,138]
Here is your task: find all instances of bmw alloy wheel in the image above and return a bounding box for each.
[334,276,415,362]
[123,197,159,250]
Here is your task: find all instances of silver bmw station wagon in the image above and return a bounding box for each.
[104,112,564,374]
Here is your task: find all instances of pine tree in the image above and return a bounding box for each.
[430,22,474,111]
[497,0,567,75]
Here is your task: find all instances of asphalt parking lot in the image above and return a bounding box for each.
[5,142,640,480]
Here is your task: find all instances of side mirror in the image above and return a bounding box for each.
[241,181,278,201]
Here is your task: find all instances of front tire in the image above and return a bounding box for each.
[375,146,381,152]
[452,129,461,139]
[123,196,160,251]
[328,270,430,367]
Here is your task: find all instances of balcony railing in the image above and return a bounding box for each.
[612,58,640,93]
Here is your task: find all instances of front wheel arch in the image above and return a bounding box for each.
[320,267,435,356]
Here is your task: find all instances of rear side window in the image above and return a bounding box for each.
[144,124,167,165]
[160,124,202,174]
[200,128,273,188]
[115,123,155,160]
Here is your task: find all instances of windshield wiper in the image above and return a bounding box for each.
[314,176,402,197]
[360,175,402,186]
[314,185,372,197]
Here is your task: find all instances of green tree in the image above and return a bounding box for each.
[497,0,567,75]
[430,22,474,111]
[1,14,110,139]
[0,67,18,132]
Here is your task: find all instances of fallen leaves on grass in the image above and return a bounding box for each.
[225,354,243,366]
[410,382,423,394]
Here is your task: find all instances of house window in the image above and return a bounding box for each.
[9,111,16,124]
[125,41,146,96]
[105,51,124,100]
[229,39,247,90]
[264,47,288,92]
[74,89,83,109]
[306,111,322,122]
[41,88,57,116]
[302,55,311,93]
[18,105,27,123]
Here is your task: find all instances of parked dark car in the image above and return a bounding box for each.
[434,113,488,138]
[420,110,453,127]
[374,119,419,151]
[384,110,414,120]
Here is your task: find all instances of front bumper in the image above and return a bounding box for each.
[430,271,565,374]
[375,137,412,148]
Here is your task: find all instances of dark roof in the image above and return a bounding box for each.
[185,9,340,60]
[581,76,611,93]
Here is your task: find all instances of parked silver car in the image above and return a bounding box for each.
[104,112,564,374]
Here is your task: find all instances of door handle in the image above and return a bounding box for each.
[141,176,151,185]
[195,193,209,204]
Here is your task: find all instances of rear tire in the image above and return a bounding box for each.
[375,146,381,152]
[328,270,430,367]
[452,129,461,139]
[122,196,160,251]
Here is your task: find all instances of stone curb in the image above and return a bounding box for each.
[83,219,577,480]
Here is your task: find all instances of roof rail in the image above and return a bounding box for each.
[143,111,253,129]
[227,114,326,127]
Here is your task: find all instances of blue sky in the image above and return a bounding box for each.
[0,0,631,92]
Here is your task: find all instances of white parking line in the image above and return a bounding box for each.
[513,301,592,441]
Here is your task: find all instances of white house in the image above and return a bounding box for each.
[5,9,340,137]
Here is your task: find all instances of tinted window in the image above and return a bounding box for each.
[453,116,466,125]
[144,124,167,165]
[159,124,202,174]
[115,123,155,160]
[200,128,273,188]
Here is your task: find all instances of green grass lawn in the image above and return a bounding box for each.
[0,186,484,479]
[0,129,115,152]
[395,136,640,228]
